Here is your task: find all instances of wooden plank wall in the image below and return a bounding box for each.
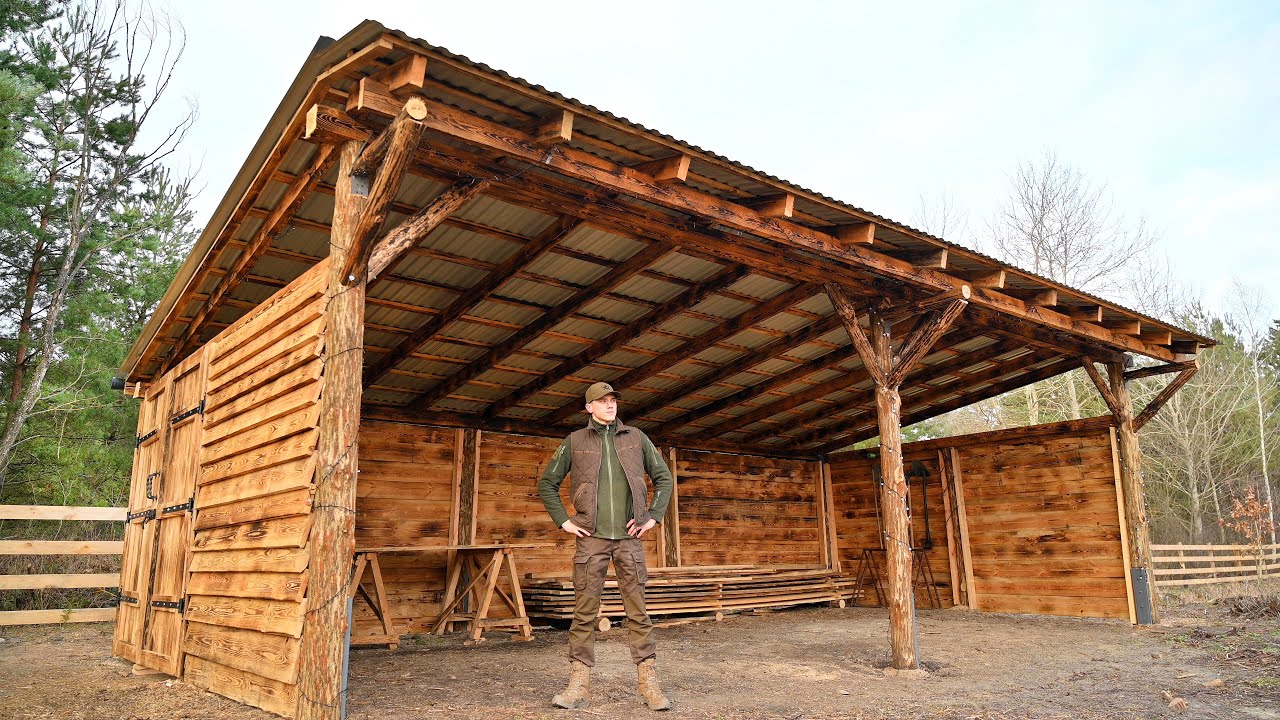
[828,417,1129,619]
[828,450,955,608]
[349,426,670,632]
[954,423,1129,618]
[351,421,455,636]
[675,450,824,567]
[182,260,329,718]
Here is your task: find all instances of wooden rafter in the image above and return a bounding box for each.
[1133,360,1199,431]
[167,144,338,365]
[736,332,1019,446]
[310,101,901,296]
[651,326,852,436]
[484,263,750,418]
[542,282,825,426]
[703,285,964,443]
[362,215,582,387]
[623,314,846,428]
[965,306,1124,364]
[364,88,1182,361]
[406,240,674,410]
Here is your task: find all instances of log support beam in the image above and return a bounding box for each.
[825,282,967,669]
[297,141,367,720]
[1082,357,1124,419]
[365,179,491,281]
[338,97,428,285]
[1105,359,1159,624]
[1124,359,1196,382]
[1133,360,1198,431]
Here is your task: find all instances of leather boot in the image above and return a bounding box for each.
[636,658,672,711]
[552,660,591,709]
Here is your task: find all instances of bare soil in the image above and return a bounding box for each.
[1,598,1276,720]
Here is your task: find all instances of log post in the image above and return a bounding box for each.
[297,96,427,718]
[827,283,968,668]
[870,305,918,668]
[297,141,368,720]
[1107,360,1159,623]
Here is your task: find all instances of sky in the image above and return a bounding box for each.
[142,0,1280,315]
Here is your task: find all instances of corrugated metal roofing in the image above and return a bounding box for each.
[116,20,1215,458]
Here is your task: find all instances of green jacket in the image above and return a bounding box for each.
[537,417,674,539]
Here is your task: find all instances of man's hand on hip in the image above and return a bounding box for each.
[560,519,590,537]
[626,518,657,538]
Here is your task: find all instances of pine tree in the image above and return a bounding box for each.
[0,0,193,495]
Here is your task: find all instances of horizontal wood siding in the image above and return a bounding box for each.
[186,260,328,718]
[676,451,822,567]
[828,418,1128,619]
[351,421,456,636]
[958,426,1128,619]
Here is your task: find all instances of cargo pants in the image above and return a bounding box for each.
[569,535,656,666]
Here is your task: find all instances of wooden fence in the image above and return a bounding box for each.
[1152,543,1280,587]
[0,504,125,625]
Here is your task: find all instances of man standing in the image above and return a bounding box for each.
[537,381,674,711]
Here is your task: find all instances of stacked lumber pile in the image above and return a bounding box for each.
[523,565,859,619]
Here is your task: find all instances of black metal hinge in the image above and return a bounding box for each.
[161,496,194,515]
[135,428,158,448]
[115,590,139,606]
[151,598,184,614]
[126,508,156,524]
[170,399,205,425]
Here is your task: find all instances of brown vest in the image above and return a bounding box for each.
[565,419,653,534]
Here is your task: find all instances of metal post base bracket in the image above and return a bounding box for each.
[1132,568,1154,625]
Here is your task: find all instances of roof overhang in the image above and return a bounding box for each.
[121,21,1213,457]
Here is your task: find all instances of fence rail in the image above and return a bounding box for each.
[1152,543,1280,587]
[0,504,124,626]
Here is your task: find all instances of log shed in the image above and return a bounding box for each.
[111,21,1212,718]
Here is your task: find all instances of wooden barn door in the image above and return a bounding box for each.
[113,375,170,663]
[113,347,208,675]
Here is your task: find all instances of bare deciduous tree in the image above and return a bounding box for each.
[987,151,1156,424]
[1228,281,1278,543]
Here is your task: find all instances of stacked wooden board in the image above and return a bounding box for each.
[523,565,859,620]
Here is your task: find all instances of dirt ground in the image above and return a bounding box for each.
[1,595,1277,720]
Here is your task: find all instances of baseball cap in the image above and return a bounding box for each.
[584,381,622,404]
